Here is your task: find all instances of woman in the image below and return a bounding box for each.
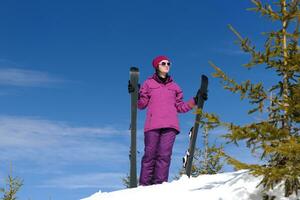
[128,55,204,186]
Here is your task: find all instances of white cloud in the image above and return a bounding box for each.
[0,116,125,146]
[38,172,126,189]
[0,115,130,165]
[0,115,140,191]
[0,68,65,87]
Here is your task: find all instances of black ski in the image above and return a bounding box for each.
[129,67,139,188]
[183,75,208,178]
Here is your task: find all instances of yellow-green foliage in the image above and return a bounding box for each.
[0,174,23,200]
[209,0,300,197]
[176,111,225,179]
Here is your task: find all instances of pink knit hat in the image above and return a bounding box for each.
[152,55,170,69]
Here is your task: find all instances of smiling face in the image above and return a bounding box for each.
[157,59,171,75]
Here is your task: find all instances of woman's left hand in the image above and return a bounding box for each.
[194,89,208,104]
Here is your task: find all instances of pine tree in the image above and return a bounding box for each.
[0,173,23,200]
[176,145,224,179]
[209,0,300,197]
[176,112,225,179]
[196,112,225,176]
[121,174,131,188]
[122,174,139,188]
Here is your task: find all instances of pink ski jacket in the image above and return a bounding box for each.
[138,74,195,133]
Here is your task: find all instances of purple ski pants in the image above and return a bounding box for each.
[139,128,177,186]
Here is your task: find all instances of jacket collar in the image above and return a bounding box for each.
[152,73,173,84]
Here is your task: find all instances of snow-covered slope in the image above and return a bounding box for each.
[81,170,299,200]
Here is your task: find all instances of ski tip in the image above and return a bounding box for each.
[201,74,208,81]
[130,67,139,72]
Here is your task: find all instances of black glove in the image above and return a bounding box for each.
[202,92,208,101]
[194,89,208,104]
[128,81,140,94]
[128,80,134,93]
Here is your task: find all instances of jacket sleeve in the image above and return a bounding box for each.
[175,87,196,113]
[138,82,150,110]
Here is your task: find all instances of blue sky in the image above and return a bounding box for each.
[0,0,279,200]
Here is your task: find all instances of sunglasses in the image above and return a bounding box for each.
[159,62,171,66]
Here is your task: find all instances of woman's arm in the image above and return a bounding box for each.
[175,88,195,113]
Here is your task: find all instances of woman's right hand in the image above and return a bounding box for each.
[128,80,140,93]
[128,80,135,93]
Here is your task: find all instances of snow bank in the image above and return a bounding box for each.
[81,170,299,200]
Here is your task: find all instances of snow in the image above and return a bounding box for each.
[81,170,299,200]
